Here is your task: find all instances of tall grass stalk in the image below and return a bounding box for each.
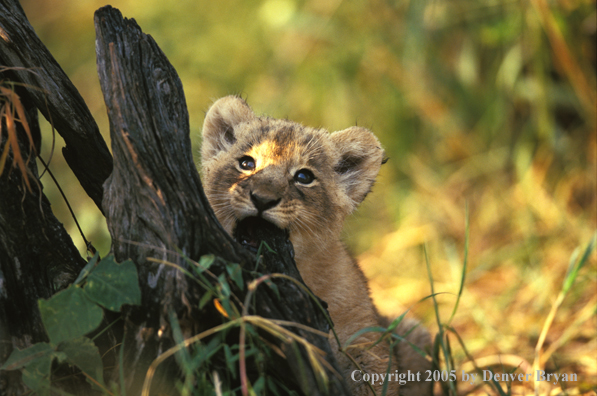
[532,233,596,395]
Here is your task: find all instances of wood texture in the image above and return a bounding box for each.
[0,84,89,395]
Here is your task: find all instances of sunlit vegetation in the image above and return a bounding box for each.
[20,0,595,394]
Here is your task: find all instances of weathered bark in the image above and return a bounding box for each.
[95,6,349,395]
[1,4,107,394]
[0,83,88,395]
[0,0,113,212]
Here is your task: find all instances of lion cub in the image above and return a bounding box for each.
[201,95,431,395]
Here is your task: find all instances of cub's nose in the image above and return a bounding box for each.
[250,192,281,213]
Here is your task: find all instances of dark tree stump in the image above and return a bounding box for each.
[0,85,88,395]
[1,3,97,394]
[0,9,101,394]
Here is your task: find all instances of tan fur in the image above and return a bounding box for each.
[201,95,432,395]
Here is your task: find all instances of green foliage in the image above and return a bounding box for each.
[1,254,141,395]
[143,254,311,396]
[1,343,57,396]
[58,337,106,389]
[39,286,103,345]
[84,255,142,311]
[562,232,596,295]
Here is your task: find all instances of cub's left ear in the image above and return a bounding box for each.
[202,95,255,162]
[330,127,385,209]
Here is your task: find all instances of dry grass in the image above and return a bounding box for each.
[359,130,596,395]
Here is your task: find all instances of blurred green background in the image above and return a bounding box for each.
[20,0,596,393]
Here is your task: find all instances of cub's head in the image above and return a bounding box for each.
[201,95,384,259]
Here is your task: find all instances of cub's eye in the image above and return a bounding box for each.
[239,156,256,171]
[294,169,315,185]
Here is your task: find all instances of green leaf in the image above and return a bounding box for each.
[252,376,265,393]
[39,287,103,345]
[199,290,214,309]
[223,344,237,378]
[448,203,469,325]
[1,343,57,396]
[196,254,216,273]
[169,311,192,369]
[385,312,407,334]
[192,337,223,372]
[84,255,141,311]
[0,343,53,370]
[59,337,105,388]
[226,263,244,290]
[22,352,53,396]
[218,274,231,298]
[74,251,100,285]
[343,326,386,349]
[264,278,280,299]
[562,233,596,294]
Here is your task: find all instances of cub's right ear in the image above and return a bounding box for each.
[202,96,255,161]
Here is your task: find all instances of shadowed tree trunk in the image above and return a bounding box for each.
[0,0,105,393]
[1,1,350,395]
